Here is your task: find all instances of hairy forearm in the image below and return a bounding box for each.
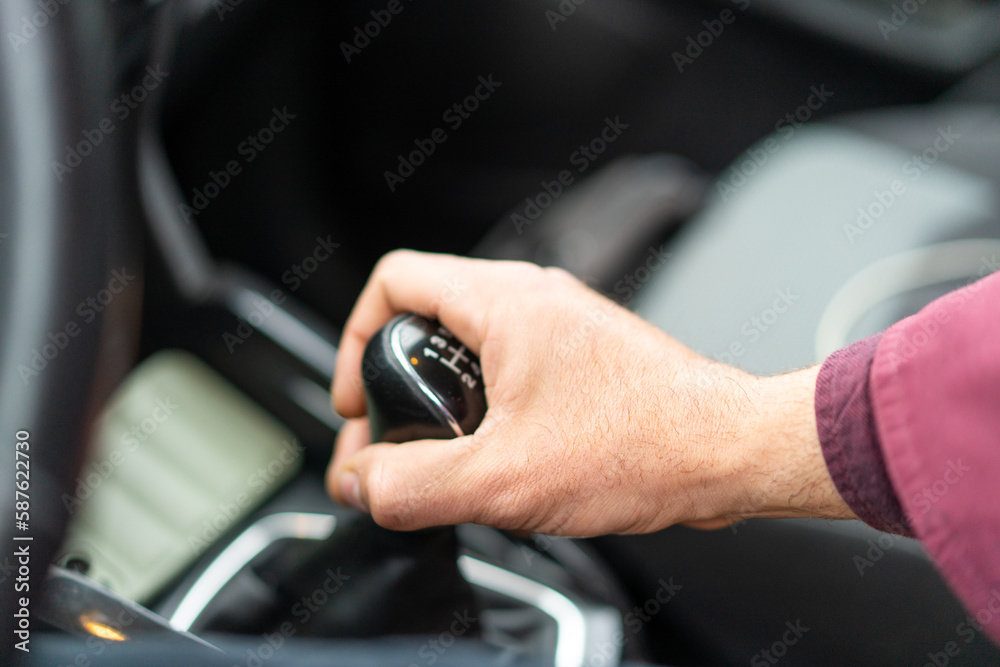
[744,366,857,521]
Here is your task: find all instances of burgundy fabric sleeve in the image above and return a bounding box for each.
[870,269,1000,645]
[817,268,1000,645]
[816,334,913,536]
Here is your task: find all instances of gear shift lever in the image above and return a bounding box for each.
[362,314,487,444]
[172,316,488,638]
[285,314,483,638]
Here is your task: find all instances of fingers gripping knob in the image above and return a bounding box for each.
[362,314,487,444]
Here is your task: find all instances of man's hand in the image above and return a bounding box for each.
[328,250,854,536]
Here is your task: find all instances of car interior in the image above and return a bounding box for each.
[2,1,1000,665]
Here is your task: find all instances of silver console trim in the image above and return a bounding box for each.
[169,512,337,632]
[285,374,345,430]
[226,286,340,382]
[458,555,612,667]
[815,239,1000,357]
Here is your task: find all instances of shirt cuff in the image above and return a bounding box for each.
[815,333,913,536]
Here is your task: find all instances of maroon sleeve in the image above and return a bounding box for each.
[816,268,1000,646]
[870,269,1000,645]
[815,334,912,536]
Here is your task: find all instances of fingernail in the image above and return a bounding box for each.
[340,472,367,512]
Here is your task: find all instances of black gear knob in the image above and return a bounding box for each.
[317,316,483,636]
[362,314,487,444]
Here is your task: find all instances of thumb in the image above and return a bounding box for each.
[328,435,489,531]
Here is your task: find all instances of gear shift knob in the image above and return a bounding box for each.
[362,314,487,444]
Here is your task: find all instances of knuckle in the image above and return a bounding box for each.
[473,491,521,528]
[366,460,414,530]
[497,259,547,285]
[542,265,581,287]
[375,248,416,276]
[467,458,531,528]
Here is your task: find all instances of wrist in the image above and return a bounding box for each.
[734,366,855,521]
